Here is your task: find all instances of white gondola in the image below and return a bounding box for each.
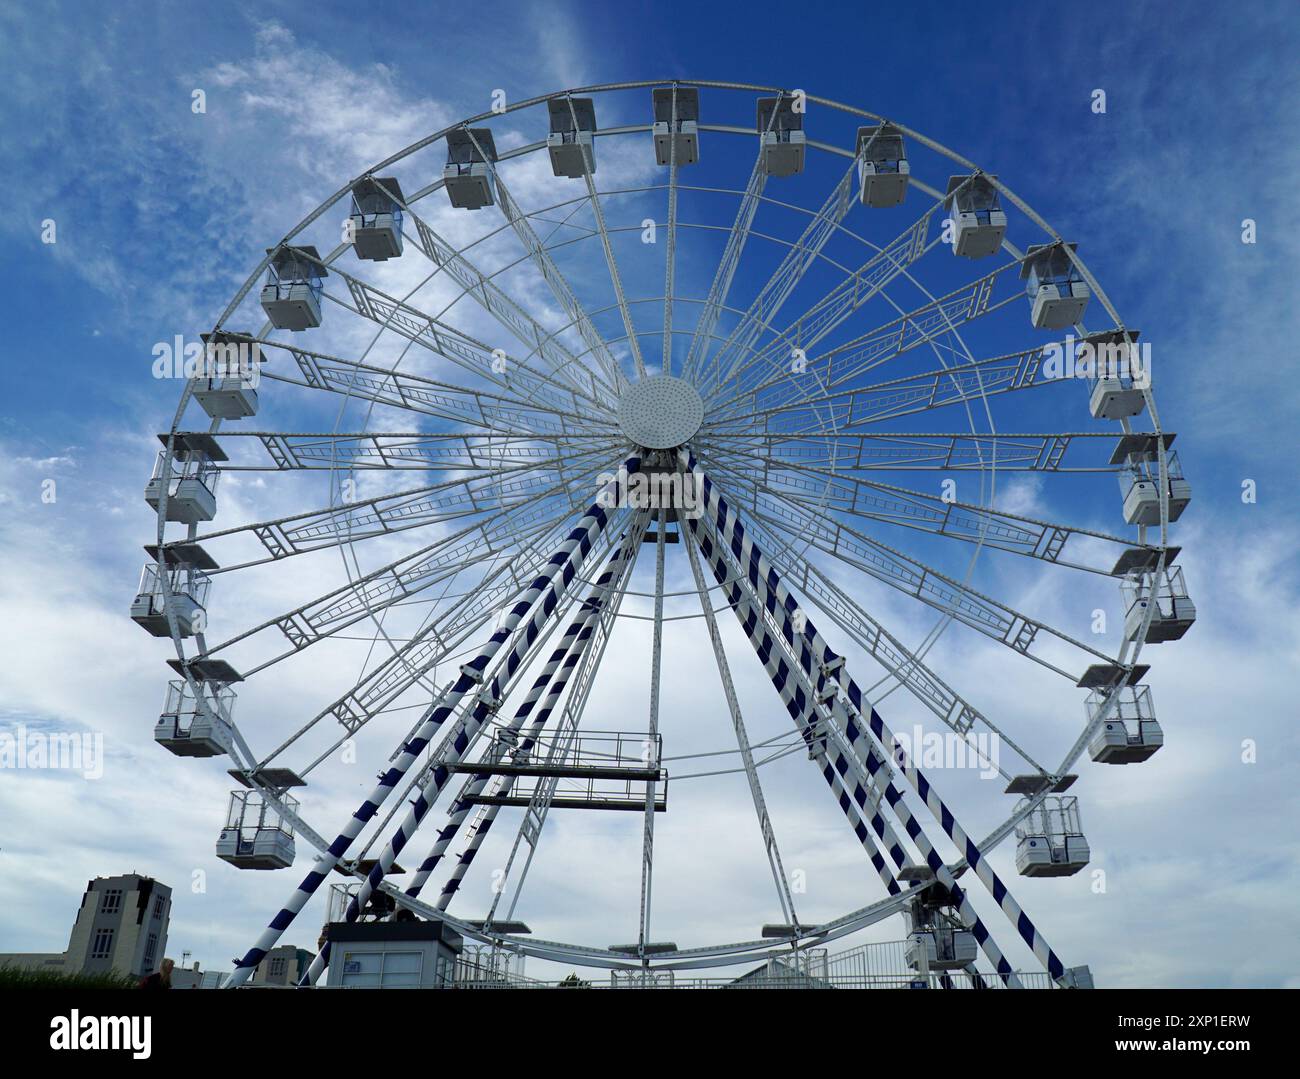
[143,433,225,524]
[1116,438,1191,525]
[1020,242,1090,330]
[756,96,805,177]
[943,174,1006,258]
[906,927,978,972]
[547,97,597,178]
[1122,566,1197,643]
[193,332,259,419]
[443,128,497,210]
[652,86,699,166]
[1085,330,1146,420]
[1087,685,1163,764]
[154,679,235,758]
[1015,796,1090,877]
[130,543,215,637]
[349,176,404,261]
[216,789,298,870]
[259,246,326,331]
[857,123,909,207]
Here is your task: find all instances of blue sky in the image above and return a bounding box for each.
[1,0,1298,987]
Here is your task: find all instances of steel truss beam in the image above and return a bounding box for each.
[699,454,1112,680]
[710,455,1147,574]
[214,333,597,437]
[176,449,612,570]
[701,431,1132,472]
[697,501,1047,778]
[297,248,612,422]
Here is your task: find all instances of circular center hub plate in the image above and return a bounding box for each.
[617,375,704,450]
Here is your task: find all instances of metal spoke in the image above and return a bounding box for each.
[680,151,767,382]
[710,257,1023,418]
[682,524,800,926]
[367,176,620,403]
[467,129,628,395]
[709,207,939,407]
[696,154,859,398]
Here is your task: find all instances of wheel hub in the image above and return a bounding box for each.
[617,375,704,450]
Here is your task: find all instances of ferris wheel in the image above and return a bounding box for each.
[135,79,1194,989]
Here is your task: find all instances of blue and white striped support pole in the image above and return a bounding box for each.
[437,606,601,909]
[687,491,1022,986]
[402,523,643,903]
[682,525,910,899]
[298,468,639,987]
[224,457,640,989]
[435,523,642,910]
[684,449,1068,985]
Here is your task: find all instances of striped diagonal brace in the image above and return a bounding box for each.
[225,456,639,988]
[685,448,1068,984]
[402,517,645,904]
[688,501,1022,985]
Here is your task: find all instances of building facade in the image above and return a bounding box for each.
[0,873,171,981]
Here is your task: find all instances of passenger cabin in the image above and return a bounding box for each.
[906,927,978,972]
[756,95,805,177]
[349,176,404,261]
[652,86,699,166]
[857,123,909,207]
[1015,796,1090,877]
[130,543,215,638]
[943,174,1006,259]
[1087,685,1163,764]
[1021,242,1090,330]
[193,332,259,419]
[260,246,327,331]
[1122,565,1197,643]
[443,128,497,210]
[154,678,235,758]
[547,97,597,178]
[1084,330,1145,421]
[144,432,225,524]
[1115,434,1191,526]
[216,789,298,870]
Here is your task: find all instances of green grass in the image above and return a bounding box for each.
[0,965,139,990]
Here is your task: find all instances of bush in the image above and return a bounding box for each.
[0,965,138,990]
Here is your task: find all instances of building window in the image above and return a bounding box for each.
[152,895,166,919]
[268,957,286,978]
[100,889,122,914]
[144,933,158,970]
[91,928,115,959]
